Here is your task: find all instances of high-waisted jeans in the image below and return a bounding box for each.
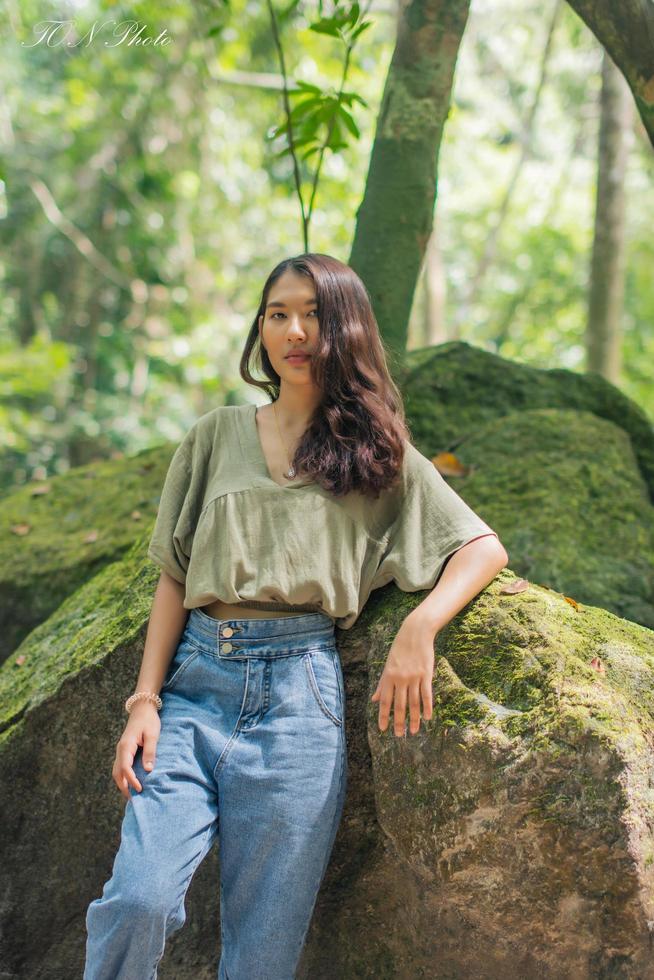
[84,607,348,980]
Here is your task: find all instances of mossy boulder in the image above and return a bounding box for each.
[2,544,654,977]
[359,571,654,979]
[427,406,654,629]
[0,444,173,665]
[399,340,654,502]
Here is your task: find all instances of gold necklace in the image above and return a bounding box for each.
[272,401,297,479]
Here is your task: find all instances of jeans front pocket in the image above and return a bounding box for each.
[304,646,344,727]
[161,636,202,692]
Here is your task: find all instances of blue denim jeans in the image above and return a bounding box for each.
[84,607,347,980]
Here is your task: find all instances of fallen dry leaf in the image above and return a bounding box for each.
[83,530,99,543]
[10,524,32,536]
[15,654,26,666]
[563,596,580,611]
[590,657,605,674]
[30,483,51,496]
[131,510,142,520]
[500,578,530,594]
[432,452,471,477]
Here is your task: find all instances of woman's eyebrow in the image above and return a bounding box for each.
[266,298,318,309]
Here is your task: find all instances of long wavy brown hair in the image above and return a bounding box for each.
[240,253,411,498]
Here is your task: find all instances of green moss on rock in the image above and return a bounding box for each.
[364,568,654,974]
[390,342,654,634]
[0,442,175,663]
[0,528,159,746]
[399,341,654,502]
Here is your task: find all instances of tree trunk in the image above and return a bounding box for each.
[565,0,654,149]
[585,50,633,383]
[348,0,471,370]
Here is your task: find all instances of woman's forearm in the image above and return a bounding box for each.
[408,534,508,638]
[133,572,189,696]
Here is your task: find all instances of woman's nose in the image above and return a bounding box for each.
[286,320,307,338]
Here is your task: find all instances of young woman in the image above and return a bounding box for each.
[84,253,507,979]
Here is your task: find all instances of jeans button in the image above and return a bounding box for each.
[222,626,234,638]
[222,642,233,653]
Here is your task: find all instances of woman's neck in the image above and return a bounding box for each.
[273,387,322,428]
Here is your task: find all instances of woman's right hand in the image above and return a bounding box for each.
[113,701,162,801]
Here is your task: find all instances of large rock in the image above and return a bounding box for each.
[399,340,654,502]
[0,444,173,665]
[424,406,654,630]
[360,572,654,979]
[2,537,654,977]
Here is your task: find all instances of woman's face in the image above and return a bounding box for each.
[258,270,321,388]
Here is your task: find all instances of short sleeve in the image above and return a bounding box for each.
[371,443,498,594]
[147,424,206,585]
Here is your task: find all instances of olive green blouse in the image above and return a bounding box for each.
[147,403,498,630]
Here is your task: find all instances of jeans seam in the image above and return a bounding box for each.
[220,626,334,644]
[212,659,251,780]
[161,648,202,692]
[304,654,343,727]
[187,635,335,660]
[294,722,347,961]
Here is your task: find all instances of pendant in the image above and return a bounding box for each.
[285,465,296,479]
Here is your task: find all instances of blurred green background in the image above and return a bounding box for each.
[2,0,652,492]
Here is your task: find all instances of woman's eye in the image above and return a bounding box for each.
[271,310,318,319]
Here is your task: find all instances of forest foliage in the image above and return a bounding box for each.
[1,0,653,492]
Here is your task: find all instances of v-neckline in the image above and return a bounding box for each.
[247,404,314,489]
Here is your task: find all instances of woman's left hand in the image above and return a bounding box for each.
[370,611,435,736]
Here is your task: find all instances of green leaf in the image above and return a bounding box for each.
[337,104,360,139]
[291,132,316,148]
[340,90,369,109]
[351,19,373,41]
[309,19,342,38]
[326,117,344,150]
[288,97,323,120]
[292,80,322,95]
[348,2,360,27]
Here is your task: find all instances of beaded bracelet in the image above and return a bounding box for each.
[125,691,163,714]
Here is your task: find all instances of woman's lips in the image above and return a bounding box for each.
[286,354,310,363]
